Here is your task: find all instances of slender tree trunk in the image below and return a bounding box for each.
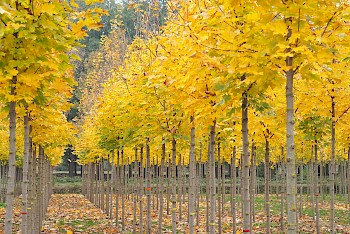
[101,158,105,214]
[299,164,303,218]
[182,156,186,220]
[146,139,152,234]
[189,116,196,233]
[265,139,271,234]
[121,151,125,231]
[217,141,222,234]
[27,135,33,234]
[110,153,115,219]
[21,113,30,234]
[152,163,155,211]
[178,154,183,222]
[320,162,324,200]
[89,164,93,203]
[311,159,316,219]
[286,38,297,233]
[139,147,144,233]
[341,163,346,195]
[96,163,100,207]
[206,154,210,232]
[250,141,256,230]
[4,77,17,234]
[196,150,201,226]
[330,97,335,234]
[171,138,177,234]
[242,88,251,234]
[280,154,286,232]
[221,161,225,218]
[107,157,111,216]
[166,160,170,216]
[37,146,44,232]
[30,146,37,234]
[133,150,137,234]
[116,152,120,229]
[208,123,216,234]
[314,143,320,234]
[347,147,350,209]
[231,146,237,234]
[158,143,165,233]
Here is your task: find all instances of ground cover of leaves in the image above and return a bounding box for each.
[41,194,117,233]
[1,194,350,233]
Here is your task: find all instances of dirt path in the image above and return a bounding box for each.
[41,194,117,234]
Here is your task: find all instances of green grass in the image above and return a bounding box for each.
[53,176,82,194]
[0,202,5,208]
[54,176,82,185]
[247,194,350,226]
[57,218,98,233]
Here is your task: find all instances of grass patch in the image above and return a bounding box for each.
[249,194,350,226]
[54,176,82,185]
[0,202,5,208]
[53,175,82,194]
[56,219,98,232]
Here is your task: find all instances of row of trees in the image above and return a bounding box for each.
[81,146,350,233]
[0,0,104,233]
[75,0,350,233]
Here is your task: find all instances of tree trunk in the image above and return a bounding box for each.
[308,156,314,219]
[101,158,105,214]
[133,150,137,234]
[106,156,110,216]
[299,164,303,218]
[166,160,170,216]
[347,147,350,209]
[206,155,210,232]
[280,152,286,232]
[209,123,216,234]
[250,141,256,229]
[286,38,297,233]
[265,139,271,234]
[196,153,201,226]
[158,143,165,233]
[139,147,144,233]
[37,146,44,232]
[217,141,222,234]
[171,138,177,234]
[111,153,115,219]
[27,135,33,234]
[4,78,17,234]
[189,116,196,233]
[178,154,183,221]
[314,143,320,234]
[30,146,37,234]
[21,113,30,234]
[146,139,152,233]
[121,151,125,231]
[330,97,335,234]
[221,161,225,219]
[242,88,251,234]
[231,146,237,234]
[116,152,120,229]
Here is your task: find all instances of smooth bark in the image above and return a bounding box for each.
[286,35,297,233]
[171,138,177,234]
[21,113,30,234]
[209,123,216,234]
[4,79,17,234]
[330,98,335,234]
[242,89,251,234]
[189,116,196,234]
